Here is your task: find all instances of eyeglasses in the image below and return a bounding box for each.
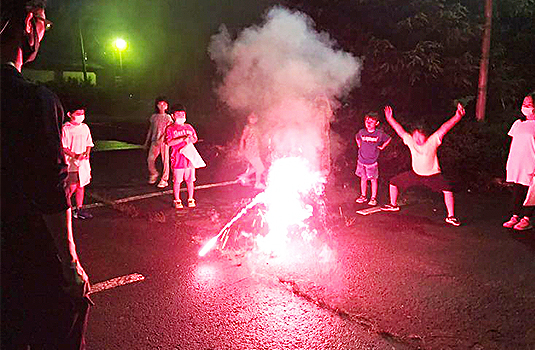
[34,15,53,31]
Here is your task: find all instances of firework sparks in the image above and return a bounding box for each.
[198,157,325,257]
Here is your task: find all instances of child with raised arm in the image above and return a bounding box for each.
[62,104,94,219]
[381,103,465,226]
[355,112,391,206]
[165,104,205,209]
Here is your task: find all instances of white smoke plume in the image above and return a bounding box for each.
[209,6,362,172]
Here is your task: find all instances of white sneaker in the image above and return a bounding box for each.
[157,180,168,188]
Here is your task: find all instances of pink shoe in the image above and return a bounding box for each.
[503,215,520,228]
[513,217,532,231]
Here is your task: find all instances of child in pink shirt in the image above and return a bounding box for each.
[165,104,205,209]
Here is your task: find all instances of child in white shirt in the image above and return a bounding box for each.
[62,105,94,219]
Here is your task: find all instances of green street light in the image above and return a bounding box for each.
[114,38,127,52]
[114,38,127,74]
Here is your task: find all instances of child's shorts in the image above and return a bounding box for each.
[355,161,379,180]
[390,171,452,192]
[173,168,196,182]
[66,171,80,186]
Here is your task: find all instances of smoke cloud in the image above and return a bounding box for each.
[209,6,362,172]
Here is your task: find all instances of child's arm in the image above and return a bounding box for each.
[434,103,465,139]
[143,119,153,148]
[62,147,76,158]
[187,126,198,144]
[166,134,188,147]
[384,106,409,139]
[355,133,361,148]
[239,126,249,151]
[82,146,92,159]
[378,137,392,150]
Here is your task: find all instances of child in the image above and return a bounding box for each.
[238,112,266,189]
[144,96,173,188]
[503,93,535,230]
[165,104,205,209]
[62,104,94,219]
[381,103,465,226]
[355,112,391,205]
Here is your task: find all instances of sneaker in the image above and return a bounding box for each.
[355,195,367,204]
[75,208,93,220]
[513,217,532,231]
[503,215,520,228]
[148,174,158,184]
[72,208,79,219]
[157,180,168,188]
[174,200,183,209]
[188,198,196,208]
[445,216,461,226]
[368,197,377,206]
[381,204,400,212]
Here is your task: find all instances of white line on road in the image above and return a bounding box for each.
[89,273,146,294]
[85,180,240,209]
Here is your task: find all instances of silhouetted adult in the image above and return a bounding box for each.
[1,1,91,348]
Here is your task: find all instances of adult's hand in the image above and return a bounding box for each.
[62,260,91,299]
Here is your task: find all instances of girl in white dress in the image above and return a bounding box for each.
[503,93,535,230]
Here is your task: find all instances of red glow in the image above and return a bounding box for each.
[199,157,333,263]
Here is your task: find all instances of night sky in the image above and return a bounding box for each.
[36,0,281,99]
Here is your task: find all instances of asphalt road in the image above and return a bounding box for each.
[75,146,535,350]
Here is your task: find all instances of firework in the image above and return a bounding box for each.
[198,157,325,257]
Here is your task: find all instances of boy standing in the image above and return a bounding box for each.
[144,96,173,188]
[381,104,465,226]
[165,104,205,209]
[62,105,94,219]
[355,113,391,206]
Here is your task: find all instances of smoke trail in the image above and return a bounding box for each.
[209,6,361,171]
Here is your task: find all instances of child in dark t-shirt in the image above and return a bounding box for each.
[355,113,391,206]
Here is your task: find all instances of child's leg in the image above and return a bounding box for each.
[360,177,367,197]
[147,143,160,179]
[443,191,455,217]
[186,168,196,200]
[512,183,529,216]
[65,183,77,208]
[74,185,85,208]
[389,184,399,206]
[370,179,378,199]
[186,178,195,200]
[173,169,182,201]
[160,144,170,182]
[250,156,265,186]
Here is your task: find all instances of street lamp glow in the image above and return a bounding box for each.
[114,38,127,51]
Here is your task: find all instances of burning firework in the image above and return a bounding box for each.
[199,157,326,258]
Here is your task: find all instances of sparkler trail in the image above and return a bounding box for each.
[198,193,264,257]
[198,157,326,257]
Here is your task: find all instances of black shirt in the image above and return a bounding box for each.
[1,64,68,243]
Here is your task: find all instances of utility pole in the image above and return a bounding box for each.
[476,0,493,121]
[79,20,88,82]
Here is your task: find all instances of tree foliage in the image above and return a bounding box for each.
[281,0,534,117]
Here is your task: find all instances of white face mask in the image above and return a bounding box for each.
[72,115,85,124]
[522,106,534,118]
